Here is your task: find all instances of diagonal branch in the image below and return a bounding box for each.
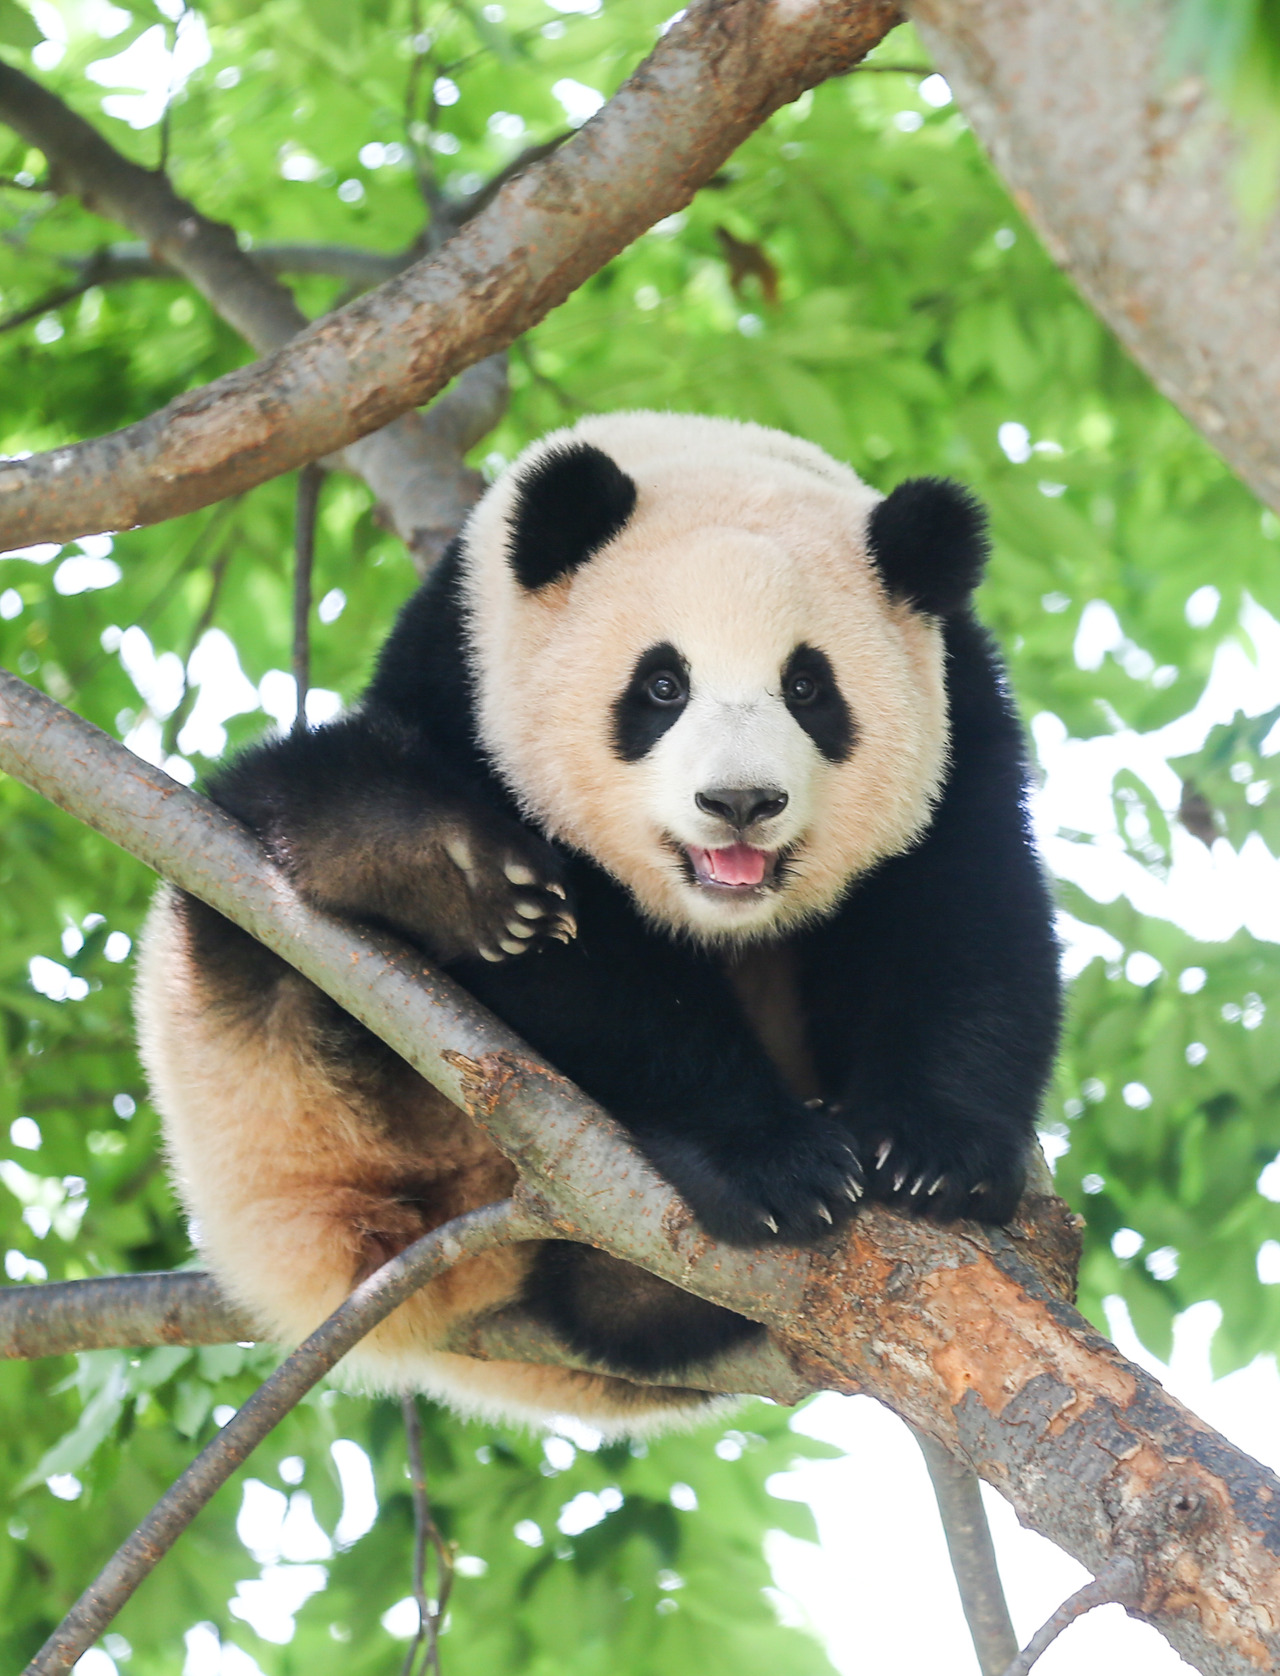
[0,0,900,551]
[2,674,1280,1672]
[0,64,505,570]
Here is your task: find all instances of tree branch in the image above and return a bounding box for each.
[1000,1556,1144,1676]
[0,1271,257,1357]
[913,1427,1018,1676]
[23,1198,539,1676]
[0,240,417,337]
[3,674,1280,1671]
[0,65,505,570]
[0,0,900,551]
[910,0,1280,515]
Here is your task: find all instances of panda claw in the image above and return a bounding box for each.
[928,1176,945,1196]
[547,883,567,899]
[844,1177,863,1201]
[498,936,527,955]
[892,1168,907,1192]
[506,919,536,938]
[478,945,502,963]
[514,901,544,920]
[804,1097,824,1110]
[444,835,475,874]
[910,1174,926,1196]
[970,1181,989,1196]
[558,913,578,938]
[503,860,538,886]
[875,1140,893,1171]
[761,1213,779,1234]
[816,1202,833,1224]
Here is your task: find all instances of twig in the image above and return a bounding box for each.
[0,258,108,334]
[999,1556,1143,1676]
[912,1427,1018,1676]
[401,1394,454,1676]
[159,536,238,758]
[23,1198,539,1676]
[292,463,323,735]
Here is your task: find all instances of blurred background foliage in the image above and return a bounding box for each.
[2,0,1280,1669]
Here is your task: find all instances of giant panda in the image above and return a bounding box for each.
[137,411,1062,1436]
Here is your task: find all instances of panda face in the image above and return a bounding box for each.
[461,413,978,944]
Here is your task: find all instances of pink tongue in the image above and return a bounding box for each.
[698,844,767,886]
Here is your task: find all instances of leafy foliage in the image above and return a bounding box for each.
[1,0,1280,1667]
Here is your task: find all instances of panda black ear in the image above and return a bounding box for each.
[507,442,638,591]
[866,477,989,617]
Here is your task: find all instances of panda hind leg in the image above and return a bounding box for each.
[522,1243,761,1379]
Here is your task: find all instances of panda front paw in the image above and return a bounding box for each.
[644,1110,865,1247]
[440,819,575,963]
[852,1121,1028,1225]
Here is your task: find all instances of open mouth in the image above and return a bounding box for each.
[684,843,776,893]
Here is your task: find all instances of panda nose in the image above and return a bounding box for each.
[695,787,790,831]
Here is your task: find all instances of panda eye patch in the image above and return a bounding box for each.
[782,644,854,763]
[644,670,686,706]
[612,642,690,762]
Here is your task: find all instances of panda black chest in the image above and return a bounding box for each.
[723,943,822,1103]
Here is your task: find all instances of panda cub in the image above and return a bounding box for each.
[137,412,1061,1435]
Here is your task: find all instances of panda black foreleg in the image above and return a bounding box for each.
[208,712,575,963]
[456,874,865,1251]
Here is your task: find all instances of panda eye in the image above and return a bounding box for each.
[787,672,820,706]
[644,670,686,706]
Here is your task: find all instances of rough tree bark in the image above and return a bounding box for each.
[0,0,899,549]
[3,668,1280,1676]
[909,0,1280,517]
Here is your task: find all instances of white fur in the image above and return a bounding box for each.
[463,412,950,941]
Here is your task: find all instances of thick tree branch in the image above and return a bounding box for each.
[0,0,899,550]
[24,1199,538,1676]
[2,679,1280,1672]
[911,0,1280,515]
[0,63,505,569]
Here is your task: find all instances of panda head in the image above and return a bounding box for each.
[461,413,988,943]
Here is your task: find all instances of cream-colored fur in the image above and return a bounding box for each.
[463,412,949,940]
[137,891,713,1437]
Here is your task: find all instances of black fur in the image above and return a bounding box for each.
[868,477,989,616]
[507,443,638,591]
[190,490,1061,1382]
[782,644,854,762]
[611,643,689,762]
